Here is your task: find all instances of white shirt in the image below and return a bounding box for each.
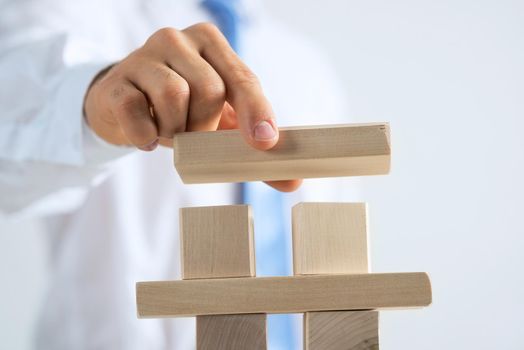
[0,0,357,348]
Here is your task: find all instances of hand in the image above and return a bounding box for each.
[84,23,301,192]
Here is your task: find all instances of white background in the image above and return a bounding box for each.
[1,0,523,349]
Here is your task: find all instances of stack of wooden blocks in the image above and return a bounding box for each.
[136,124,432,349]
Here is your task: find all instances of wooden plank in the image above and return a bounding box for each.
[305,311,379,350]
[198,314,267,350]
[293,202,378,349]
[180,205,255,280]
[136,272,432,318]
[173,123,390,184]
[292,203,369,275]
[180,205,266,349]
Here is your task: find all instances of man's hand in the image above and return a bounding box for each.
[84,23,300,192]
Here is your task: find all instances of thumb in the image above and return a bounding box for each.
[228,84,279,151]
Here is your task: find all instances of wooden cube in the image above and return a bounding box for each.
[180,205,255,280]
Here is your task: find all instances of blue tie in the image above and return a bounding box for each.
[201,1,296,349]
[201,0,240,51]
[241,183,294,350]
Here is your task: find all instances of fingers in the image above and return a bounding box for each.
[265,179,303,192]
[166,56,225,132]
[148,28,226,133]
[105,80,159,151]
[89,24,280,156]
[126,61,190,139]
[183,23,279,150]
[217,102,238,130]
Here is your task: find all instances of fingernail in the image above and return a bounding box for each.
[140,139,158,152]
[254,120,277,141]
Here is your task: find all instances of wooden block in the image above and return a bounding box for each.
[305,311,379,350]
[198,314,267,350]
[180,205,266,349]
[292,203,369,275]
[180,205,255,280]
[136,273,432,317]
[293,202,379,349]
[173,123,390,184]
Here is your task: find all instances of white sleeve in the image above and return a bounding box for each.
[0,2,135,218]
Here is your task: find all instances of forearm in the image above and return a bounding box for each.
[0,35,134,216]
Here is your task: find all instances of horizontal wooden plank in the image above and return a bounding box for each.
[136,272,431,318]
[173,123,391,184]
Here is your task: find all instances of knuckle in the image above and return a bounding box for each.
[231,66,260,87]
[194,22,222,38]
[162,80,190,101]
[197,80,226,103]
[152,27,183,46]
[156,82,190,137]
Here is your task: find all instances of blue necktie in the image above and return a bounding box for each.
[201,1,296,349]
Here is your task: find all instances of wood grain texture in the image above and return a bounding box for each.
[180,205,255,280]
[180,205,266,349]
[136,272,432,318]
[293,202,378,349]
[292,202,369,275]
[197,314,267,350]
[173,123,391,184]
[305,311,379,350]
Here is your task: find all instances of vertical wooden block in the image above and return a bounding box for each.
[293,202,379,350]
[180,205,266,350]
[197,314,267,350]
[305,311,379,350]
[292,203,369,275]
[180,205,255,280]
